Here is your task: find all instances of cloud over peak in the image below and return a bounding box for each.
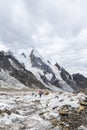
[0,0,87,76]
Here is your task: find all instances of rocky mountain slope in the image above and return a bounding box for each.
[0,70,26,89]
[0,48,87,91]
[73,73,87,91]
[0,51,45,89]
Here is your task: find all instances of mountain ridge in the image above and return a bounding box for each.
[0,48,87,91]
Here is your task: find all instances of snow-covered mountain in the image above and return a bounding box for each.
[13,48,74,91]
[0,48,87,91]
[0,51,45,89]
[0,48,87,130]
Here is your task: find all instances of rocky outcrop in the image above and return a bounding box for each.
[55,63,78,90]
[73,73,87,90]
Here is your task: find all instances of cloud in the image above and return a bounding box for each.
[0,0,87,76]
[0,41,9,51]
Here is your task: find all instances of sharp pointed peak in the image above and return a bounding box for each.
[31,47,38,53]
[30,47,43,59]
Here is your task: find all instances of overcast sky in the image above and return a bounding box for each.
[0,0,87,76]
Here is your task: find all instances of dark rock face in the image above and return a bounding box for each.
[30,50,53,74]
[55,63,61,71]
[73,73,87,90]
[0,52,13,71]
[40,74,49,85]
[55,63,72,82]
[55,63,87,90]
[0,51,45,89]
[61,68,72,81]
[51,79,60,88]
[55,63,77,90]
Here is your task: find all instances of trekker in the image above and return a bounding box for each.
[39,90,43,97]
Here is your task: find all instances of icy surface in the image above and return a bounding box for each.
[0,88,86,130]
